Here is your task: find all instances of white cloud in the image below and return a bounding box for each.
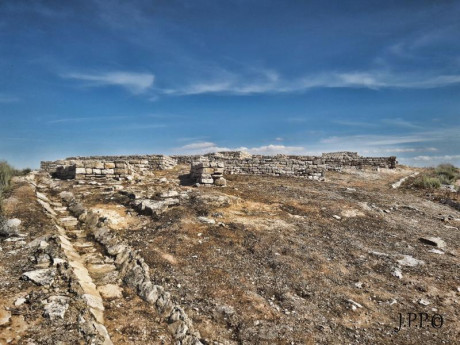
[177,141,306,155]
[411,155,460,161]
[161,69,460,96]
[181,142,218,150]
[62,71,154,94]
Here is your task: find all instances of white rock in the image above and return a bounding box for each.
[397,255,424,267]
[14,297,27,307]
[391,267,403,279]
[419,237,446,249]
[197,216,216,224]
[22,268,55,286]
[347,299,363,310]
[332,215,341,220]
[160,190,179,198]
[43,296,70,320]
[418,298,430,306]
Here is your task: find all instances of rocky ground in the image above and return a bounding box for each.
[0,165,459,344]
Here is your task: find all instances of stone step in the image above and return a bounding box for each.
[59,216,79,228]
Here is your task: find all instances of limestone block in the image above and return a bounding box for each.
[199,177,214,184]
[198,167,214,174]
[75,168,86,174]
[94,161,104,169]
[114,168,128,175]
[93,169,102,175]
[104,162,115,169]
[101,169,114,175]
[86,168,93,174]
[115,161,126,168]
[214,167,224,174]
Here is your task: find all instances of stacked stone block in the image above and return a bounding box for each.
[41,151,397,181]
[190,160,226,186]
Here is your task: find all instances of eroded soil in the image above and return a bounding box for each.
[1,166,459,344]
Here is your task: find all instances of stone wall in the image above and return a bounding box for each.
[41,151,397,180]
[190,160,227,186]
[177,151,397,181]
[40,155,176,180]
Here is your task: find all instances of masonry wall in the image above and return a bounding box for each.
[175,151,397,180]
[40,155,176,179]
[41,151,397,180]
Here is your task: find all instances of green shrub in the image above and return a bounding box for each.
[434,164,459,184]
[0,161,14,191]
[413,175,441,189]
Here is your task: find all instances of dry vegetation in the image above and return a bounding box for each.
[1,165,459,344]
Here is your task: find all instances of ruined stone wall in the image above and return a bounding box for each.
[176,151,397,180]
[41,151,396,180]
[40,155,176,179]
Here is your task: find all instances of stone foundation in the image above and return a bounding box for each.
[41,155,176,180]
[41,151,397,180]
[190,160,226,186]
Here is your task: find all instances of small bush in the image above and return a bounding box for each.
[435,164,459,184]
[413,175,441,189]
[0,161,14,191]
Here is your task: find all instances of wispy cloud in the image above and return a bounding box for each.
[160,69,460,96]
[410,154,460,162]
[62,71,155,94]
[47,115,131,124]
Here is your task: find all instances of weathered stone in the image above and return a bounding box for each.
[419,237,446,249]
[213,177,227,186]
[0,218,21,236]
[0,309,11,326]
[43,296,70,320]
[22,268,56,286]
[397,255,424,267]
[97,284,123,300]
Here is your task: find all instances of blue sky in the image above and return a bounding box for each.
[1,0,459,168]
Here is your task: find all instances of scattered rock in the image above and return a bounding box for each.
[97,284,123,300]
[160,190,179,198]
[197,216,216,224]
[43,296,70,320]
[354,282,363,289]
[391,267,403,279]
[347,299,363,311]
[428,249,444,255]
[419,237,446,249]
[0,218,21,237]
[0,309,11,326]
[332,215,341,220]
[14,297,27,307]
[418,298,430,306]
[397,255,424,267]
[22,268,56,286]
[59,191,75,203]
